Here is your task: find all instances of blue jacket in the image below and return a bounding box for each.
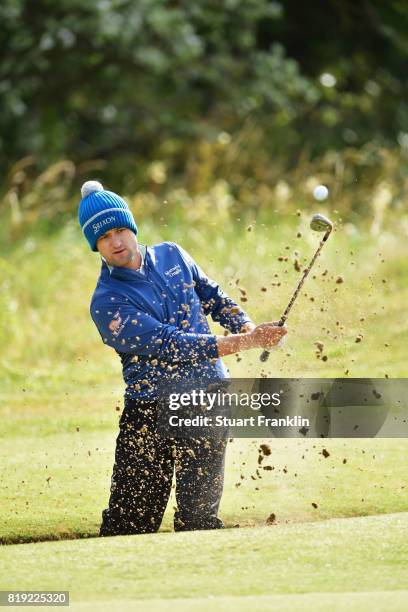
[90,242,253,400]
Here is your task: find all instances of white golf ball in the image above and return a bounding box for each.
[313,185,329,201]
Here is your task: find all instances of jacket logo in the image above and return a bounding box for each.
[109,311,122,335]
[109,310,129,338]
[108,311,130,338]
[164,264,182,278]
[93,216,116,234]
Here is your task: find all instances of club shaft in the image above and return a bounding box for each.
[260,228,331,363]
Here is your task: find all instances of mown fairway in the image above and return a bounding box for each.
[1,514,408,610]
[1,219,407,610]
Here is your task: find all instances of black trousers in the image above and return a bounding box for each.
[100,399,226,536]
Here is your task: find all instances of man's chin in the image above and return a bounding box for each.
[110,252,131,267]
[115,260,131,268]
[114,250,132,266]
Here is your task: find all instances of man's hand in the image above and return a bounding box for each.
[249,322,287,350]
[216,321,287,357]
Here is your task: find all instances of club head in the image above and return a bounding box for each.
[310,213,333,233]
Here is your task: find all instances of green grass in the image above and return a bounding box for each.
[60,592,408,612]
[1,514,407,610]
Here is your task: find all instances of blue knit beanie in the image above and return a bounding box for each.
[78,181,138,251]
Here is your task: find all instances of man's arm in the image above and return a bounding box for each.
[239,321,256,333]
[91,297,286,362]
[91,296,218,363]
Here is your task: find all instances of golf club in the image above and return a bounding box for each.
[260,213,333,363]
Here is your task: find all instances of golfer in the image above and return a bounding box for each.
[78,181,287,536]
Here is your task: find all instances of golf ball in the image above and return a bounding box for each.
[313,185,329,201]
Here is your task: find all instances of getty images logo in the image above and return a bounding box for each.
[93,216,116,234]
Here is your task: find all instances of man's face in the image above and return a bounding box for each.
[96,228,139,268]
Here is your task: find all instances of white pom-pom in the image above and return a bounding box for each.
[81,180,104,198]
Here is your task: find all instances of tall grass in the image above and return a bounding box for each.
[1,145,407,239]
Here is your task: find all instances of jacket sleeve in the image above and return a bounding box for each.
[91,296,219,363]
[174,244,254,334]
